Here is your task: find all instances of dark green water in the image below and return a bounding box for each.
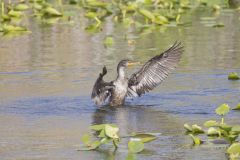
[0,8,240,160]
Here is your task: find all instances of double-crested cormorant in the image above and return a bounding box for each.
[91,42,184,106]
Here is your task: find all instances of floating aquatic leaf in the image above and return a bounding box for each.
[79,140,101,150]
[189,134,202,145]
[212,23,224,28]
[8,10,23,17]
[14,4,29,11]
[184,123,192,132]
[3,24,28,33]
[90,124,105,131]
[138,9,155,21]
[219,123,232,132]
[81,134,91,146]
[212,4,221,11]
[103,36,114,47]
[33,3,43,11]
[105,124,119,139]
[128,139,144,153]
[204,120,219,127]
[207,127,219,136]
[154,15,169,25]
[98,129,106,138]
[85,12,97,19]
[227,143,240,154]
[192,124,204,134]
[233,104,240,110]
[44,7,62,16]
[87,0,107,8]
[216,104,230,116]
[228,72,240,80]
[232,125,240,134]
[131,133,157,143]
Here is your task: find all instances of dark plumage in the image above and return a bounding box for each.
[91,42,184,106]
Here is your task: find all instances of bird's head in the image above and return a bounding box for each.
[117,59,140,69]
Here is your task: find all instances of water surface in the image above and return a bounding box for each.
[0,8,240,160]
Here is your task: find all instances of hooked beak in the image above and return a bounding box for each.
[127,61,140,67]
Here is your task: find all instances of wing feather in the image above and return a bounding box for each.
[91,66,114,105]
[127,42,184,97]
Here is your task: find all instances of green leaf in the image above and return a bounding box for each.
[227,143,240,154]
[204,120,219,127]
[233,104,240,110]
[212,23,224,28]
[14,4,29,11]
[189,134,202,145]
[105,124,119,139]
[215,104,230,116]
[131,133,157,143]
[113,138,119,148]
[3,24,27,33]
[184,123,192,132]
[98,129,106,138]
[85,12,97,19]
[8,10,23,17]
[81,134,90,146]
[154,15,169,25]
[232,125,240,134]
[79,140,101,150]
[128,139,144,153]
[228,72,240,80]
[44,7,62,16]
[100,137,111,144]
[219,124,232,132]
[207,127,219,136]
[103,36,114,47]
[90,124,105,131]
[138,9,155,21]
[192,124,204,134]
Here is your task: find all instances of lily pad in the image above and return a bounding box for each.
[103,36,114,47]
[14,4,29,11]
[138,9,155,21]
[131,133,157,143]
[104,124,119,139]
[184,123,192,132]
[8,10,23,17]
[204,120,219,127]
[3,24,28,33]
[44,7,62,16]
[90,124,105,131]
[189,134,202,145]
[215,103,230,116]
[207,127,219,136]
[192,124,205,134]
[227,143,240,155]
[232,125,240,134]
[233,104,240,110]
[228,72,239,80]
[79,140,101,150]
[81,134,91,146]
[128,139,144,153]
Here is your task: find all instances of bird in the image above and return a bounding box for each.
[91,42,184,107]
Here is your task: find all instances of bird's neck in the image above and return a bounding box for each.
[117,67,126,80]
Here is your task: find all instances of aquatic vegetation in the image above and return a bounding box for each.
[0,0,236,37]
[228,72,240,80]
[184,103,240,159]
[79,123,158,154]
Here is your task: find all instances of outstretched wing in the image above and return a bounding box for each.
[91,66,114,105]
[127,42,184,97]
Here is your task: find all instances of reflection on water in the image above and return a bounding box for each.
[0,7,240,160]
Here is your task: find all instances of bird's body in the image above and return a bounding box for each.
[91,42,184,107]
